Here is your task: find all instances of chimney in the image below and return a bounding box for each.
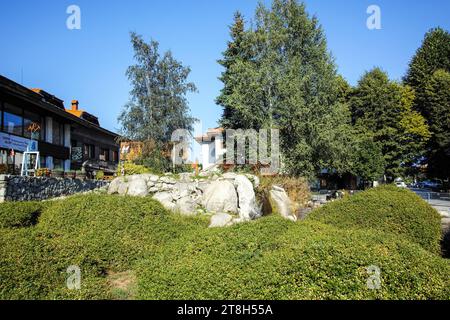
[71,100,79,111]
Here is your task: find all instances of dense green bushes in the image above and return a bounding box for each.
[0,187,448,300]
[0,201,45,228]
[136,217,449,299]
[0,195,207,299]
[307,186,442,254]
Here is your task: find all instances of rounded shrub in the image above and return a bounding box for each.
[135,216,450,300]
[0,201,45,228]
[307,185,442,254]
[0,194,207,299]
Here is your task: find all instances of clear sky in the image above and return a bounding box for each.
[1,0,449,135]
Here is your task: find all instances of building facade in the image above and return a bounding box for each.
[0,75,119,175]
[195,128,225,170]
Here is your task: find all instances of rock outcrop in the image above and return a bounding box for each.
[269,185,297,221]
[108,172,294,225]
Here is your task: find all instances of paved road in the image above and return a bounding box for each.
[410,188,450,215]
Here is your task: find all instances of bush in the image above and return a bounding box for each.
[0,194,207,299]
[136,216,450,300]
[1,190,449,300]
[307,185,442,254]
[95,170,105,180]
[118,162,151,176]
[0,201,45,228]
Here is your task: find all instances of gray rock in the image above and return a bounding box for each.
[152,192,176,211]
[176,196,196,215]
[209,213,234,228]
[107,177,123,194]
[117,181,129,195]
[201,180,238,213]
[223,172,237,180]
[160,176,177,184]
[269,186,297,221]
[127,178,148,197]
[234,175,260,221]
[245,174,260,188]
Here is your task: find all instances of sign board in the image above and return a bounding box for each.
[0,132,32,152]
[27,140,38,152]
[71,146,83,161]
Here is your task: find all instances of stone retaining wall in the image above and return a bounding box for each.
[0,175,109,202]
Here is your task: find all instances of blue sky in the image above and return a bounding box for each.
[1,0,449,136]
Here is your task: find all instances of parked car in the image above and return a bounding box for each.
[394,181,407,188]
[419,179,443,191]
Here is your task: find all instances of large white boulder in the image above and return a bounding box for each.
[269,185,297,221]
[153,192,176,211]
[127,178,148,197]
[234,175,261,221]
[201,180,238,213]
[176,196,196,215]
[209,213,234,228]
[108,177,123,194]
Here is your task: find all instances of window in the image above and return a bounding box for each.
[100,148,109,161]
[84,144,95,159]
[112,150,119,162]
[53,158,63,170]
[40,156,47,169]
[23,111,43,140]
[52,120,64,146]
[3,103,23,136]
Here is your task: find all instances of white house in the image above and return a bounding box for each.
[194,128,226,170]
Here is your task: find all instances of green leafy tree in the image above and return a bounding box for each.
[424,70,450,178]
[216,12,248,128]
[217,0,354,178]
[351,132,385,183]
[404,27,450,119]
[350,68,430,179]
[119,32,197,144]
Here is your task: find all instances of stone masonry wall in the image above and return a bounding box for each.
[0,175,109,202]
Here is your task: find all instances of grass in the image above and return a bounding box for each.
[0,187,448,300]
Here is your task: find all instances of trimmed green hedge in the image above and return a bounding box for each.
[0,201,45,228]
[0,194,207,299]
[136,217,449,299]
[307,186,443,254]
[0,190,449,300]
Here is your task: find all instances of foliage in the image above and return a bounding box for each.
[349,68,430,179]
[118,161,152,175]
[217,11,247,128]
[0,201,45,228]
[216,0,354,178]
[1,188,449,299]
[95,170,104,180]
[0,195,207,299]
[423,70,450,178]
[136,216,449,300]
[307,185,442,254]
[133,139,172,174]
[258,175,310,211]
[404,27,450,119]
[35,168,50,177]
[118,32,197,170]
[350,133,385,182]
